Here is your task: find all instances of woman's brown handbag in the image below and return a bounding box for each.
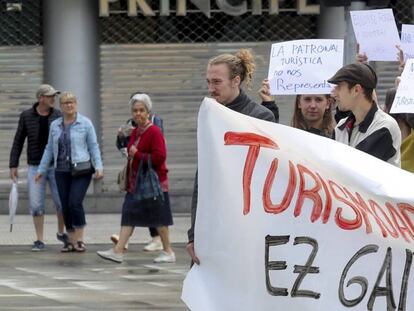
[117,164,128,191]
[117,134,141,192]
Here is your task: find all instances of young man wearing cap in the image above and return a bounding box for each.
[329,63,401,167]
[9,84,68,251]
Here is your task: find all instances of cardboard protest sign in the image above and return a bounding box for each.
[401,24,414,60]
[390,58,414,114]
[182,98,414,311]
[350,9,400,61]
[267,39,343,95]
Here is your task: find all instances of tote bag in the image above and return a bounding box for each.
[117,164,128,191]
[133,155,164,204]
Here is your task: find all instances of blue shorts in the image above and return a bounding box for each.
[27,165,62,216]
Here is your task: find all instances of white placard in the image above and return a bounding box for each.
[401,24,414,60]
[350,9,400,61]
[267,39,344,95]
[182,98,414,311]
[390,58,414,113]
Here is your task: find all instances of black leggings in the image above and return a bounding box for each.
[149,227,158,237]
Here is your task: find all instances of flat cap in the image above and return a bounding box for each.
[328,63,377,89]
[36,84,60,99]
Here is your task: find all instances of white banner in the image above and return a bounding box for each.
[391,58,414,114]
[401,24,414,60]
[267,39,344,95]
[350,9,400,61]
[182,98,414,311]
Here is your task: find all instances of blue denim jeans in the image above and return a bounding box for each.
[54,171,92,231]
[27,165,62,216]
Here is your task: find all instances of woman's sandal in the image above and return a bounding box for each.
[75,241,86,253]
[61,242,75,253]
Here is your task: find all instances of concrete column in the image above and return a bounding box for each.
[344,1,366,65]
[318,5,347,65]
[43,0,100,135]
[318,6,346,40]
[412,3,414,23]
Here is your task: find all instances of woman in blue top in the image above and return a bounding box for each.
[36,92,103,252]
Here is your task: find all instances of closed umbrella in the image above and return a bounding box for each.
[9,182,18,232]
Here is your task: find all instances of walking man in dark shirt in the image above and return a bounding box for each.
[9,84,68,251]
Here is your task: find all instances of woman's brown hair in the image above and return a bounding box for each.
[291,95,335,137]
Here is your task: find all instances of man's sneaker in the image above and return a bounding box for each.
[110,234,128,252]
[97,248,123,263]
[56,232,69,245]
[31,240,45,252]
[153,251,176,263]
[143,238,163,252]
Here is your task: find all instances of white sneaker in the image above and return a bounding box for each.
[153,251,176,263]
[97,248,123,263]
[143,238,163,252]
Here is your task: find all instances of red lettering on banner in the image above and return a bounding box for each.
[369,200,399,238]
[317,173,332,224]
[399,203,414,234]
[343,189,387,237]
[294,164,323,222]
[329,181,362,230]
[223,130,414,243]
[224,132,279,215]
[386,202,414,242]
[263,159,297,214]
[343,189,374,234]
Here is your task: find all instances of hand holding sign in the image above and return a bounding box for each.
[258,79,273,102]
[396,44,405,74]
[350,9,400,61]
[400,24,414,71]
[355,43,368,63]
[390,58,414,114]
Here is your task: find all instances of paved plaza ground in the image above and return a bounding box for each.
[0,214,191,310]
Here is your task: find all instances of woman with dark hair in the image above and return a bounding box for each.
[260,79,335,137]
[291,94,335,137]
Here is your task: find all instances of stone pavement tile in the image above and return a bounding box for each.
[0,244,191,310]
[0,214,190,246]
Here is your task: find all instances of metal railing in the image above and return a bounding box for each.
[0,1,412,46]
[0,0,42,46]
